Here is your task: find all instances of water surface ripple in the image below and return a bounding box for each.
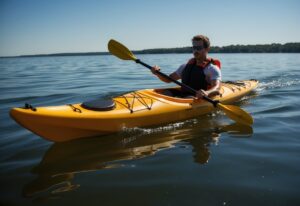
[0,54,299,205]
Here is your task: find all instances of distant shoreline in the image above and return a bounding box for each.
[1,42,299,58]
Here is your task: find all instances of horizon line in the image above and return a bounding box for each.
[1,42,299,58]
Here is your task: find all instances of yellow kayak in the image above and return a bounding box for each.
[10,80,258,142]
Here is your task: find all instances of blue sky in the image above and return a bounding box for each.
[0,0,299,56]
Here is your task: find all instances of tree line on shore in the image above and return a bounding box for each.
[5,42,299,58]
[136,42,300,54]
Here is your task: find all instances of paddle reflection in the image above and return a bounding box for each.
[23,122,252,199]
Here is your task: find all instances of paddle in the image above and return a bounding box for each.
[108,39,254,126]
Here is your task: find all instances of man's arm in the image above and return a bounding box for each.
[151,66,181,83]
[196,79,221,98]
[206,79,221,95]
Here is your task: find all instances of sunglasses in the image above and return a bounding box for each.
[192,45,205,51]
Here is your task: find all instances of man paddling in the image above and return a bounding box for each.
[151,35,221,98]
[107,39,254,126]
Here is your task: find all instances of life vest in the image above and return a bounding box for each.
[181,57,221,94]
[186,57,221,69]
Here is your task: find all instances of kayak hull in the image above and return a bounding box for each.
[10,80,258,142]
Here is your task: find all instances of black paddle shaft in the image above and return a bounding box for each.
[135,59,218,107]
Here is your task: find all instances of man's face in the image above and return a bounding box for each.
[192,40,208,59]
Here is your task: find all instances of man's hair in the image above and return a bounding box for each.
[192,35,210,48]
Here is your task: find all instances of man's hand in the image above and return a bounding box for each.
[195,89,209,99]
[151,65,161,75]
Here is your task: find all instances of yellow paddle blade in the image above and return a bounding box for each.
[217,103,254,126]
[108,39,137,61]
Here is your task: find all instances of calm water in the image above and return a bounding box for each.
[0,53,300,206]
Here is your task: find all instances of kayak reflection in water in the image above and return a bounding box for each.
[151,34,222,99]
[22,121,252,200]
